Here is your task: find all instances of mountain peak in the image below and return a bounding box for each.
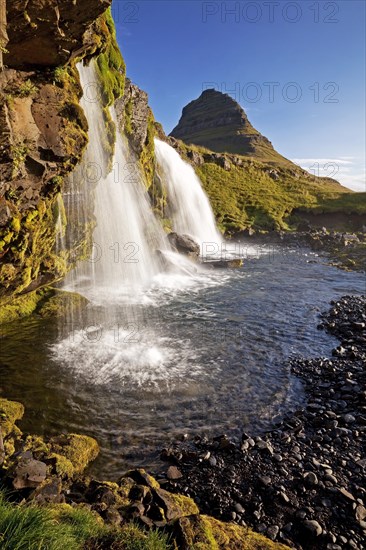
[170,89,285,162]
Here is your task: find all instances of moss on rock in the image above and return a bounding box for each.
[0,291,44,324]
[48,434,100,477]
[0,5,127,318]
[0,398,24,438]
[36,289,89,318]
[172,514,290,549]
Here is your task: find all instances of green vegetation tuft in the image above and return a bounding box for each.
[0,292,44,325]
[300,191,366,215]
[10,141,28,178]
[15,79,38,98]
[0,491,171,550]
[95,8,126,107]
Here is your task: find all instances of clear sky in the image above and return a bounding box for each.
[112,0,365,192]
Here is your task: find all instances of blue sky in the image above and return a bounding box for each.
[112,0,365,192]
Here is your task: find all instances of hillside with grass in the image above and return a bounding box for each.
[167,138,365,235]
[166,89,365,234]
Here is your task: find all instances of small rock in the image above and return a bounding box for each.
[267,525,279,540]
[167,466,183,480]
[259,475,271,487]
[104,507,121,526]
[302,519,322,536]
[304,471,318,485]
[342,413,356,424]
[356,504,366,522]
[234,502,244,514]
[208,456,217,467]
[338,487,355,501]
[12,458,48,490]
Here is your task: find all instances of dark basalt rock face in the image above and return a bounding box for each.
[170,89,285,161]
[4,0,111,68]
[168,232,200,259]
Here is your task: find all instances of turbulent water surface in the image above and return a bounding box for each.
[0,248,364,479]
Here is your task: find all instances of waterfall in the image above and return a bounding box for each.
[65,62,167,300]
[53,61,200,387]
[154,139,223,254]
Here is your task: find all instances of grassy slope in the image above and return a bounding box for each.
[197,160,354,233]
[175,142,365,234]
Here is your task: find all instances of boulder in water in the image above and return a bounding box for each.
[168,232,200,259]
[204,259,243,269]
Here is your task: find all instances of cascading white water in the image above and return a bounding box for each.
[54,61,202,387]
[68,63,168,299]
[154,139,223,252]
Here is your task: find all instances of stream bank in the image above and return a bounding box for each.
[159,295,366,549]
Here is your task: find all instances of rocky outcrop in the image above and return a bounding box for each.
[4,0,111,68]
[170,89,286,161]
[115,78,150,157]
[115,77,156,188]
[0,397,288,549]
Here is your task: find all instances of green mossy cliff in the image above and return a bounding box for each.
[0,2,126,320]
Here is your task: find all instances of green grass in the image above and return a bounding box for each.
[0,492,171,550]
[0,493,82,550]
[195,157,350,233]
[170,139,366,234]
[301,191,366,214]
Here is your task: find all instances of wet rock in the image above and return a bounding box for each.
[167,232,200,259]
[259,475,272,487]
[355,504,366,522]
[30,477,64,504]
[267,525,280,540]
[304,471,318,485]
[234,502,244,514]
[104,507,122,526]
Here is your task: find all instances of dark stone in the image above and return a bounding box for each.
[168,232,200,259]
[302,519,323,536]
